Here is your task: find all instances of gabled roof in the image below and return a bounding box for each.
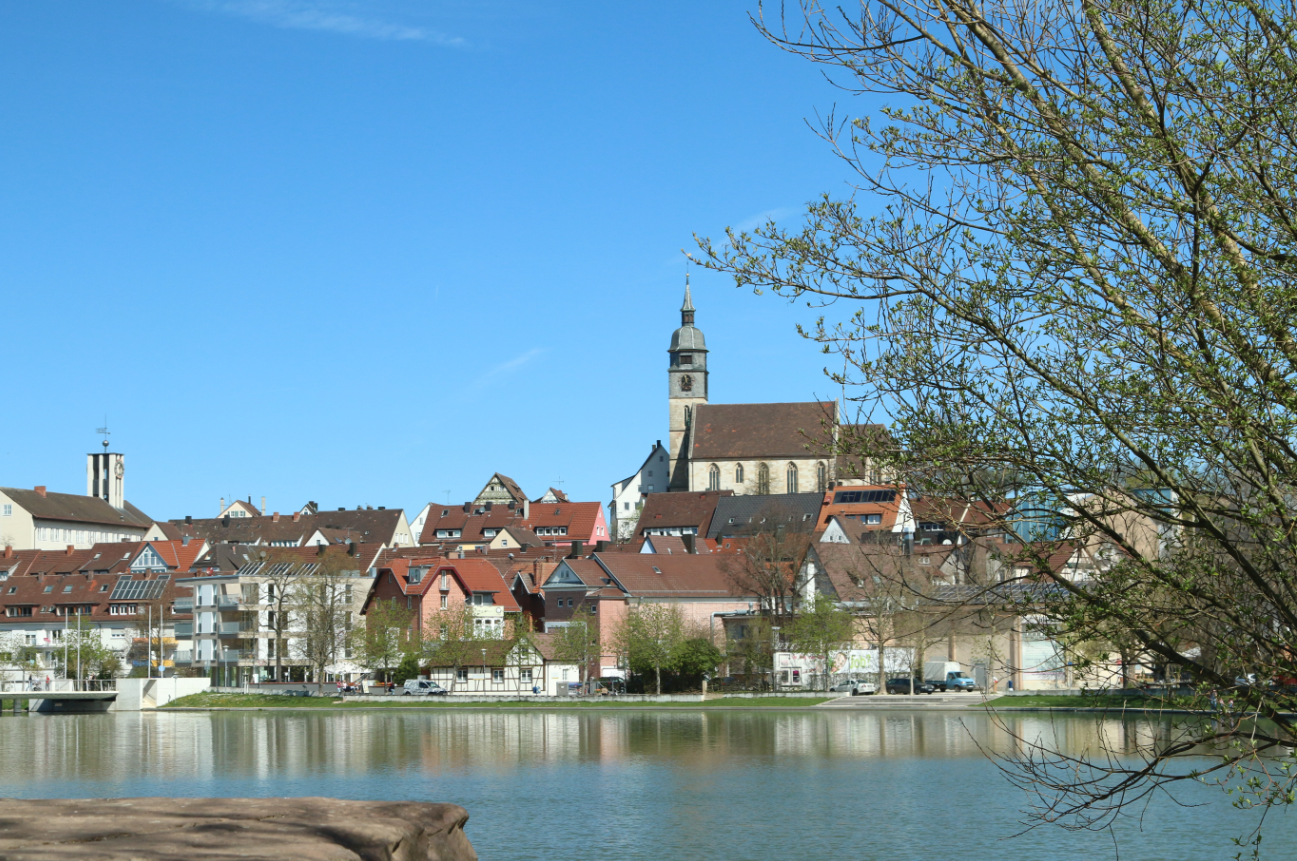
[612,441,669,488]
[633,490,730,536]
[0,487,152,528]
[167,508,406,547]
[809,543,955,603]
[371,556,522,612]
[690,402,837,460]
[587,554,753,599]
[707,493,824,539]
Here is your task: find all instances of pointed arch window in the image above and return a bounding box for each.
[708,464,720,491]
[757,463,771,495]
[786,463,798,493]
[735,464,745,484]
[816,462,827,493]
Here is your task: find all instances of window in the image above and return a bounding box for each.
[521,668,532,684]
[623,502,630,511]
[99,584,109,592]
[919,556,931,565]
[817,462,827,493]
[865,514,882,525]
[492,669,504,683]
[735,464,744,483]
[1,504,10,516]
[679,353,692,365]
[456,667,468,682]
[407,596,412,609]
[757,463,771,495]
[708,463,720,491]
[6,606,32,617]
[786,463,798,493]
[43,585,52,593]
[440,595,447,609]
[920,522,943,532]
[111,628,126,638]
[471,593,494,606]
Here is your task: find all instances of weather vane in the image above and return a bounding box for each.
[95,418,110,450]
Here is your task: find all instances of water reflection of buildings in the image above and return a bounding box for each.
[0,710,1202,792]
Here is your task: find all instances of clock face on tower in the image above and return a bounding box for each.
[114,461,124,478]
[680,374,693,392]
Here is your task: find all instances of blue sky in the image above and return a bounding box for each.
[0,1,875,521]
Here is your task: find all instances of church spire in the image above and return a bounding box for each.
[681,274,695,325]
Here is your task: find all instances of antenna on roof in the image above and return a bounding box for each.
[95,418,110,450]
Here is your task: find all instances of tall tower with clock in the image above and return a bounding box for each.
[667,276,708,491]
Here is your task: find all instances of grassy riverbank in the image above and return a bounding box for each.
[984,694,1190,710]
[162,692,832,710]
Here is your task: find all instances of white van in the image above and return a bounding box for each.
[402,679,448,696]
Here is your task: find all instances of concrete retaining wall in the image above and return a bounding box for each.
[112,678,210,710]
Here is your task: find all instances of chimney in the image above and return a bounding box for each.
[292,512,300,522]
[185,515,192,524]
[903,533,914,557]
[485,502,493,511]
[522,499,530,521]
[261,496,266,515]
[2,545,11,558]
[317,544,327,556]
[35,486,46,498]
[222,515,231,527]
[272,512,280,522]
[463,503,471,513]
[220,497,225,515]
[457,549,465,560]
[595,540,607,553]
[682,534,696,554]
[568,540,584,559]
[66,545,74,555]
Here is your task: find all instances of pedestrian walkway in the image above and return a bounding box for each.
[817,693,998,709]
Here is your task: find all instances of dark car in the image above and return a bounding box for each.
[885,678,936,695]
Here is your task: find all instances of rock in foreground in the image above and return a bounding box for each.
[0,797,476,861]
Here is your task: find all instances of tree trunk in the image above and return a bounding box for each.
[655,664,661,696]
[877,635,888,695]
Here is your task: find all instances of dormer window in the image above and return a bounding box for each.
[679,353,693,365]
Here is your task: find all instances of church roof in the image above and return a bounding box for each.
[0,487,152,529]
[690,401,837,460]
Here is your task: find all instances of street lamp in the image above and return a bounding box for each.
[771,625,781,693]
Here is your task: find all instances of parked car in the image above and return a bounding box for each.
[402,680,448,696]
[885,678,936,695]
[851,680,877,696]
[829,678,867,693]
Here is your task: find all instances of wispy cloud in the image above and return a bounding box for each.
[475,348,546,385]
[732,206,799,234]
[179,1,466,46]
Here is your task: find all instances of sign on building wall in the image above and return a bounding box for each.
[775,648,913,676]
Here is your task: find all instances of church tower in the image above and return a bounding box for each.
[667,276,708,491]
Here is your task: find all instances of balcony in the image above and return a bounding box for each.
[173,598,193,612]
[216,595,240,610]
[217,621,246,638]
[173,622,193,637]
[173,649,248,665]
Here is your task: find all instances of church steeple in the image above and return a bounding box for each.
[667,275,708,491]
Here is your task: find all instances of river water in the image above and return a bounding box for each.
[1,708,1294,860]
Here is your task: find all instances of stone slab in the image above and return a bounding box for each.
[0,797,476,861]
